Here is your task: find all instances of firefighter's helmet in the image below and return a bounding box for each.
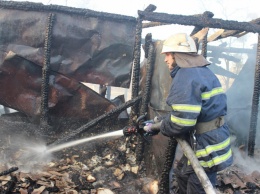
[161,33,197,54]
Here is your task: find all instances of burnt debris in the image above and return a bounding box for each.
[0,167,18,177]
[0,1,260,194]
[0,1,136,23]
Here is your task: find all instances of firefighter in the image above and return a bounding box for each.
[146,33,233,193]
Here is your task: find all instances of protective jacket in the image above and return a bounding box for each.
[161,65,233,172]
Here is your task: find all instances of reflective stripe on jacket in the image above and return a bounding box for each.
[160,65,233,172]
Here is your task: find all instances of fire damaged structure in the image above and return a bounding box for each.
[0,1,260,194]
[0,2,137,125]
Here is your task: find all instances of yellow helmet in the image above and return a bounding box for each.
[161,33,197,54]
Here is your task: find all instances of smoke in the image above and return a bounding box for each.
[231,145,260,174]
[0,135,54,173]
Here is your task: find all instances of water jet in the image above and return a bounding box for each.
[46,130,124,153]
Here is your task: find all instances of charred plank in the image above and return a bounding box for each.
[40,13,55,134]
[0,1,136,23]
[138,10,260,33]
[0,167,18,177]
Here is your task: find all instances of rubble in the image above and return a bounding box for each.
[0,114,260,194]
[0,115,151,194]
[216,165,260,193]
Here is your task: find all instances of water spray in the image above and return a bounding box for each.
[12,130,124,168]
[45,130,124,153]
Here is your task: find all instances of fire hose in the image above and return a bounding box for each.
[123,117,216,194]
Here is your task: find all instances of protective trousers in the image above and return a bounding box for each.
[174,155,217,194]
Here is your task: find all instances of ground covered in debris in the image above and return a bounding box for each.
[0,113,152,194]
[0,113,260,194]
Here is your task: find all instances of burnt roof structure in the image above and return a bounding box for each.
[130,4,260,157]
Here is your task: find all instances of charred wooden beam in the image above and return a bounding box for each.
[142,22,168,28]
[193,11,215,19]
[158,138,178,194]
[40,13,55,134]
[140,36,155,115]
[207,18,260,42]
[136,36,155,163]
[144,33,152,58]
[4,176,17,194]
[191,28,209,55]
[129,5,156,123]
[143,11,214,29]
[143,4,157,12]
[129,16,143,126]
[0,1,136,23]
[0,167,18,177]
[138,10,260,33]
[201,31,209,58]
[220,18,260,39]
[248,34,260,157]
[190,11,214,36]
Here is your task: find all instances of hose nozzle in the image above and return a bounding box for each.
[123,126,137,136]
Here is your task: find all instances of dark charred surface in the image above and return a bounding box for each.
[138,10,260,33]
[135,38,155,164]
[0,1,136,23]
[129,16,143,126]
[158,138,178,194]
[0,53,116,125]
[0,2,136,88]
[40,13,55,130]
[0,167,18,177]
[248,35,260,156]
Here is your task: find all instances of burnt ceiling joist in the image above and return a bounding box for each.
[0,1,136,23]
[138,10,260,33]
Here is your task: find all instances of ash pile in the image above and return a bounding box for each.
[1,114,260,194]
[0,110,153,194]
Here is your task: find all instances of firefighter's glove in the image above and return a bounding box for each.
[143,120,160,136]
